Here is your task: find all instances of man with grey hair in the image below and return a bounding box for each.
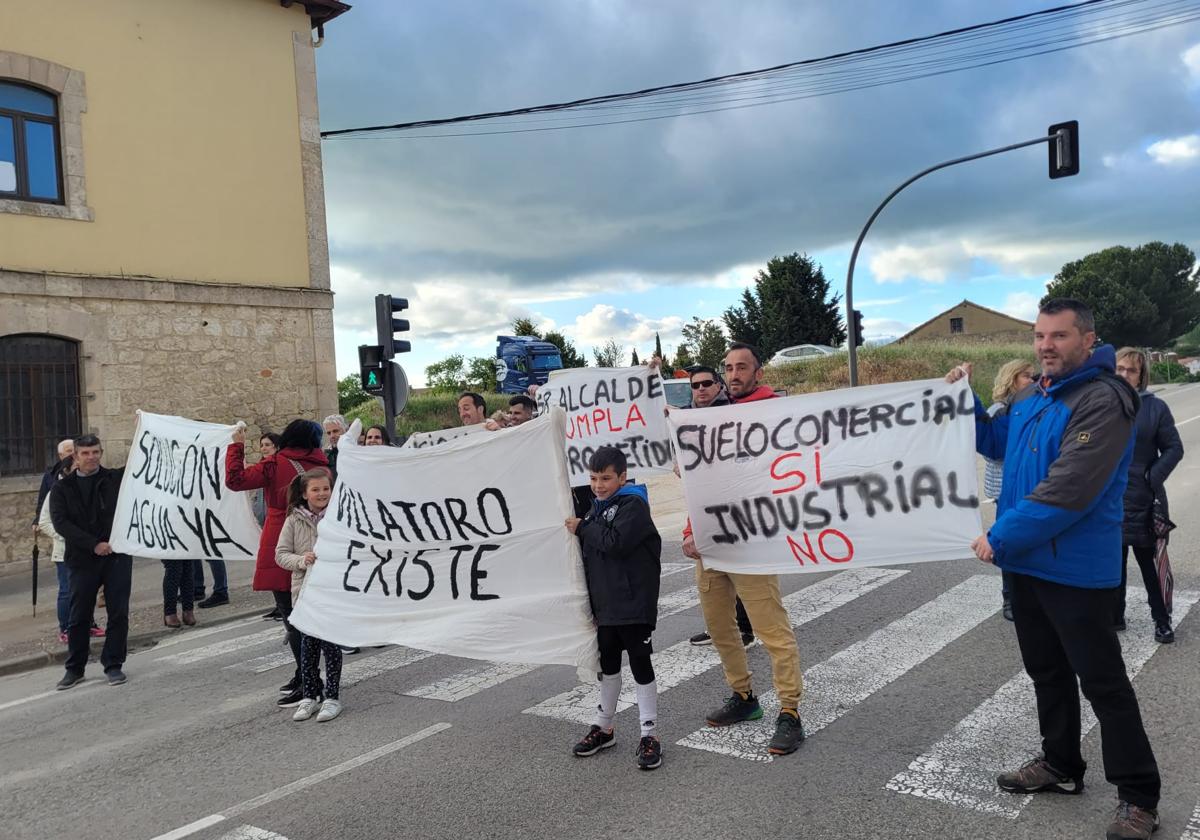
[322,414,348,477]
[33,439,75,527]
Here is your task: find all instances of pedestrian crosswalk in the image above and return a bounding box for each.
[127,565,1194,829]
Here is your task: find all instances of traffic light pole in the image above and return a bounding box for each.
[845,130,1065,386]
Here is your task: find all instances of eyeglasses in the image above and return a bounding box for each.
[691,379,717,389]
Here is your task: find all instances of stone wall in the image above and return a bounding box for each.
[0,269,338,577]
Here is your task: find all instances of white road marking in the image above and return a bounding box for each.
[0,687,69,714]
[340,646,436,687]
[146,616,265,652]
[216,826,289,840]
[524,567,906,725]
[1181,800,1200,840]
[660,562,693,578]
[1173,412,1200,428]
[224,652,296,674]
[146,724,450,840]
[405,662,542,702]
[677,574,999,762]
[885,589,1198,818]
[156,628,284,666]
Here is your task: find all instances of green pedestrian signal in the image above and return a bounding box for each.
[366,370,379,388]
[358,344,386,395]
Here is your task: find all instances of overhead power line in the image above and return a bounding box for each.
[323,0,1200,140]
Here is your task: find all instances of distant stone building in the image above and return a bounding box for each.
[896,300,1034,345]
[0,0,350,576]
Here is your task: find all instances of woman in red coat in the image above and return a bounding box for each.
[226,418,329,705]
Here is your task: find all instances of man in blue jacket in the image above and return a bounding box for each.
[949,298,1160,840]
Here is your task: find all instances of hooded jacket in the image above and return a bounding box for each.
[975,345,1139,588]
[276,506,322,603]
[1122,391,1183,546]
[577,484,662,626]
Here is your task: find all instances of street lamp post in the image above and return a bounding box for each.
[845,122,1078,386]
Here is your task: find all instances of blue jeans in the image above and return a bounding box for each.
[192,558,228,598]
[55,562,71,633]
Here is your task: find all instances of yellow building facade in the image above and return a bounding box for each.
[0,0,349,575]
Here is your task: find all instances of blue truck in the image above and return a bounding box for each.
[495,335,564,394]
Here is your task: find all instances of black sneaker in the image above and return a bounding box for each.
[572,725,615,756]
[279,676,301,694]
[277,689,305,708]
[105,668,127,686]
[1154,622,1174,644]
[996,756,1083,795]
[636,736,662,770]
[198,594,230,609]
[768,712,805,755]
[263,607,282,621]
[741,632,755,647]
[56,671,84,691]
[689,631,713,646]
[1002,602,1014,622]
[705,692,763,726]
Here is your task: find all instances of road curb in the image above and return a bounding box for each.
[0,607,267,679]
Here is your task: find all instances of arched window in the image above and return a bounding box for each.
[0,81,62,204]
[0,335,82,475]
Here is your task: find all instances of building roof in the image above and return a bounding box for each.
[280,0,352,28]
[897,299,1035,343]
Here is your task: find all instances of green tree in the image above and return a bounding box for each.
[672,342,694,370]
[654,332,665,363]
[466,356,498,392]
[681,317,727,369]
[511,317,538,336]
[542,330,587,367]
[1043,242,1200,347]
[593,339,623,367]
[337,374,372,414]
[723,252,845,356]
[630,349,640,365]
[424,354,466,393]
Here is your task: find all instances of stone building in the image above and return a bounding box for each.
[895,300,1034,345]
[0,0,350,576]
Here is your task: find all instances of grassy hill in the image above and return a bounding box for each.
[346,392,506,439]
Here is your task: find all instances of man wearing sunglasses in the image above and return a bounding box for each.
[681,365,754,649]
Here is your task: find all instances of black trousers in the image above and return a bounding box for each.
[274,590,302,681]
[1116,544,1169,625]
[1010,572,1160,809]
[734,597,753,636]
[161,559,195,614]
[65,555,132,676]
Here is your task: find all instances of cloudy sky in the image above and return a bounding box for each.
[315,1,1200,384]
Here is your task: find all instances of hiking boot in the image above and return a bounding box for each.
[768,712,806,755]
[705,692,763,726]
[198,594,229,609]
[56,671,84,691]
[164,613,182,629]
[636,736,662,770]
[741,632,756,647]
[572,725,616,756]
[1106,801,1159,840]
[996,756,1083,795]
[292,698,321,721]
[1154,622,1174,644]
[689,631,712,646]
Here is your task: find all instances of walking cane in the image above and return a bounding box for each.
[32,541,40,617]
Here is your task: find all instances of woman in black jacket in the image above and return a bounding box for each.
[1114,348,1183,643]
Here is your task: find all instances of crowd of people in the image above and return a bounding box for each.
[30,296,1185,838]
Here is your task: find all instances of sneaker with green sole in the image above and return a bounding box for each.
[705,692,763,726]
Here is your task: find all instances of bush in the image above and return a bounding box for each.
[1149,361,1193,385]
[346,391,507,439]
[763,342,1037,407]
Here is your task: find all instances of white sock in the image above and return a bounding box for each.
[595,673,621,730]
[636,679,658,737]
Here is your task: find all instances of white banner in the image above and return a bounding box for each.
[668,379,981,575]
[110,412,261,560]
[534,365,673,486]
[289,410,598,669]
[405,422,488,449]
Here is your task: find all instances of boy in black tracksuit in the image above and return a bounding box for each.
[566,446,663,770]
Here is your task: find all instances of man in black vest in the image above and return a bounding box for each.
[49,434,132,689]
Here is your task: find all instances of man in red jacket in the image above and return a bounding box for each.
[682,343,805,756]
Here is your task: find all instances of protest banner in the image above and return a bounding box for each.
[534,365,673,486]
[289,410,599,668]
[405,422,488,449]
[110,412,261,560]
[667,379,981,575]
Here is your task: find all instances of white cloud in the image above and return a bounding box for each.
[1001,291,1041,322]
[855,297,906,307]
[1184,42,1200,83]
[868,236,1099,283]
[868,242,967,283]
[862,317,912,340]
[1146,135,1200,166]
[563,304,685,358]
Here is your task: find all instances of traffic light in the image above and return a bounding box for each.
[852,309,865,348]
[358,344,385,395]
[1048,120,1079,179]
[375,294,411,358]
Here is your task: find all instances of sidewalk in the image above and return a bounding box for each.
[0,557,275,677]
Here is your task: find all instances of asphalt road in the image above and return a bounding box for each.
[4,384,1200,840]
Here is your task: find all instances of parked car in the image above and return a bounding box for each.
[768,344,839,365]
[662,378,693,408]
